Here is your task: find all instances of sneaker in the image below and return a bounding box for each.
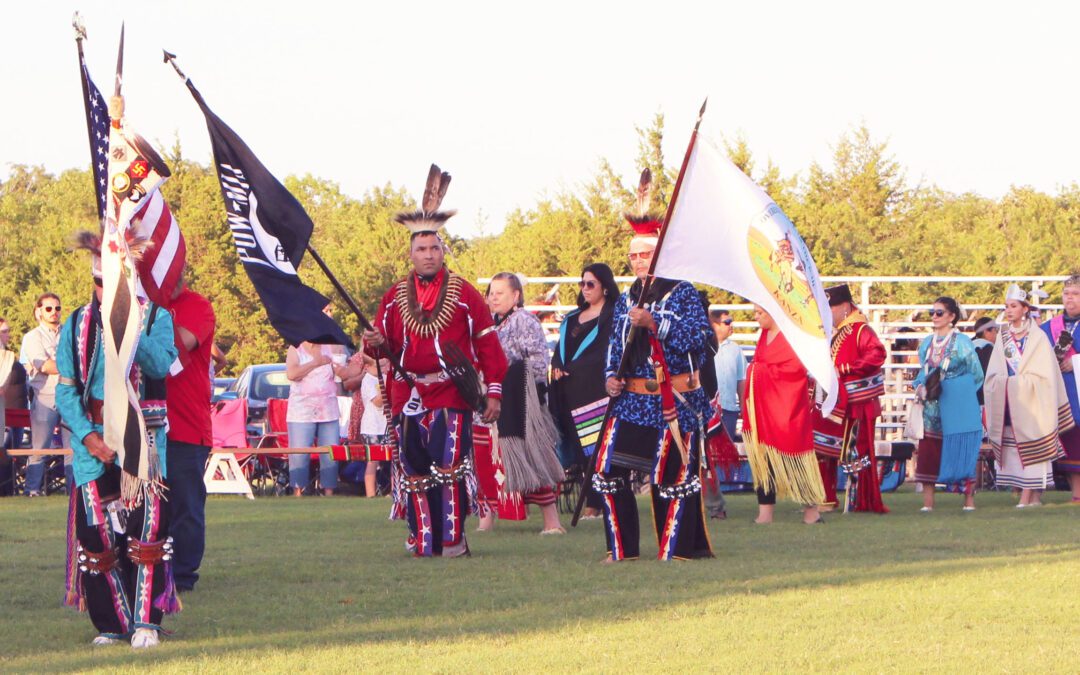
[709,511,728,520]
[962,506,976,512]
[919,506,933,512]
[130,628,160,649]
[27,491,43,498]
[92,635,122,646]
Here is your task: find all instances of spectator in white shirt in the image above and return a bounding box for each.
[20,293,72,495]
[359,356,388,498]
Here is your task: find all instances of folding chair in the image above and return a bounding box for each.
[3,408,30,496]
[251,398,291,495]
[204,398,254,498]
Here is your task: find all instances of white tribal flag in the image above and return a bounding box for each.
[652,133,838,415]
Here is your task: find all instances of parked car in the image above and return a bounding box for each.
[212,377,236,402]
[219,363,289,437]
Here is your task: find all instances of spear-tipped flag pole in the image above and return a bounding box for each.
[650,104,839,415]
[162,51,417,390]
[113,22,124,99]
[75,16,187,308]
[73,12,108,221]
[97,23,165,507]
[612,97,707,380]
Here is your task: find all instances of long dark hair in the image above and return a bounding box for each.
[933,296,962,326]
[575,263,620,310]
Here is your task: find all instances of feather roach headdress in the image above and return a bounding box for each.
[395,164,456,236]
[624,168,663,245]
[73,229,153,280]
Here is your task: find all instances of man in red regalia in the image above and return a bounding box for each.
[814,283,889,513]
[364,165,507,557]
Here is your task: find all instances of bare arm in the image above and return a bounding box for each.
[285,346,329,382]
[177,325,199,353]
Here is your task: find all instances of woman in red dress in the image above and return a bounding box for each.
[743,306,826,524]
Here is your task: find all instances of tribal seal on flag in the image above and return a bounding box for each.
[746,204,825,338]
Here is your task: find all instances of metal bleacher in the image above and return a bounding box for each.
[483,274,1069,443]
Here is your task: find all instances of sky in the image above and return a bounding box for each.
[2,1,1078,239]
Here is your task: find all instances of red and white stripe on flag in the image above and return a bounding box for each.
[131,190,186,307]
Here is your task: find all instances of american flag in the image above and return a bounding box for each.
[79,58,110,221]
[79,57,186,307]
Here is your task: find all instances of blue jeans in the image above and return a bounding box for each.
[26,398,72,494]
[287,421,340,491]
[165,440,210,590]
[704,408,741,516]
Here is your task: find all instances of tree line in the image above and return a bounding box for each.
[1,119,1077,375]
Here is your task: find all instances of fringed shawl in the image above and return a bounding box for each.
[985,323,1075,466]
[743,329,825,506]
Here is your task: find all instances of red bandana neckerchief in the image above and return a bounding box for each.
[414,268,446,313]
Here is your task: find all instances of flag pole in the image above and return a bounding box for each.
[618,97,708,372]
[570,98,709,527]
[113,23,124,98]
[638,97,708,309]
[163,50,413,390]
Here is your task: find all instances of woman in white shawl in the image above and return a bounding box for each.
[985,284,1075,508]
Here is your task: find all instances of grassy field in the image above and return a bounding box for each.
[1,487,1078,673]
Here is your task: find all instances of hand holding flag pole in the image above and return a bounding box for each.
[571,98,707,527]
[609,98,707,385]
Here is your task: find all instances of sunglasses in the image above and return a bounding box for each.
[929,309,949,318]
[721,318,734,326]
[627,251,654,261]
[41,305,61,313]
[578,280,597,289]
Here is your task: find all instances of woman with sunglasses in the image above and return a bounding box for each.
[985,284,1072,507]
[913,297,984,512]
[549,263,621,520]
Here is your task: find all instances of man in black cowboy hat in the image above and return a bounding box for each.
[813,283,889,513]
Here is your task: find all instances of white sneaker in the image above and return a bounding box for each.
[92,635,122,646]
[130,628,160,649]
[919,506,933,512]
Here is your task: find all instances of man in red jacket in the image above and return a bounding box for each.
[364,165,506,557]
[814,284,889,513]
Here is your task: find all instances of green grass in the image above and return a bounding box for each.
[1,488,1078,673]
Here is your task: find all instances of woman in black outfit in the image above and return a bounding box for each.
[550,263,621,519]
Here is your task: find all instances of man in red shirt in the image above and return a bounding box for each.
[166,278,216,591]
[364,165,506,558]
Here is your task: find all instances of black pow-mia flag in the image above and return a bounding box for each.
[183,77,352,349]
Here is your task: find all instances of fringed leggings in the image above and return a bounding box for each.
[69,465,174,637]
[400,409,473,557]
[593,417,712,562]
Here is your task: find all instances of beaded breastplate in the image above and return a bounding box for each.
[393,271,464,338]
